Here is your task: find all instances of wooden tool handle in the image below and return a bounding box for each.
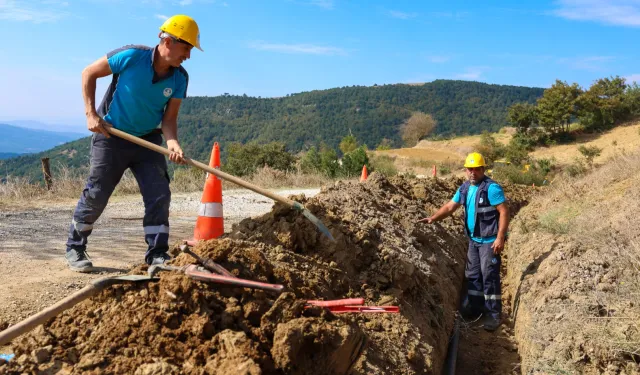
[306,298,365,307]
[106,127,297,208]
[184,265,284,293]
[0,284,101,347]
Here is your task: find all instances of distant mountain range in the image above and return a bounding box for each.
[0,123,85,154]
[0,152,22,160]
[0,80,545,179]
[1,120,84,134]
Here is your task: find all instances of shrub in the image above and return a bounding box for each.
[475,131,505,165]
[504,143,530,166]
[320,147,340,178]
[492,164,545,186]
[370,154,398,177]
[340,146,369,178]
[534,158,555,176]
[300,146,322,174]
[565,158,587,177]
[224,141,297,177]
[376,138,393,151]
[578,145,603,167]
[401,112,437,147]
[339,133,358,154]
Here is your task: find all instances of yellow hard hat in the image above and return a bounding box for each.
[464,152,486,168]
[160,15,203,51]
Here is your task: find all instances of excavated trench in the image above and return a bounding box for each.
[0,174,533,375]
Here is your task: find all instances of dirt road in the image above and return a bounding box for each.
[0,188,320,329]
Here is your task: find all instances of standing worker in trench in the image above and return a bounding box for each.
[64,15,203,272]
[417,152,510,331]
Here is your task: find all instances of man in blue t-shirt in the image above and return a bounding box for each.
[64,15,203,272]
[418,152,510,331]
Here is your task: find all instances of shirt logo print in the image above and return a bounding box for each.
[163,88,173,97]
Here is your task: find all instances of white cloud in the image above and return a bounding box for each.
[41,0,69,5]
[155,13,168,20]
[426,55,451,63]
[309,0,333,9]
[178,0,192,5]
[388,10,418,19]
[249,41,347,56]
[0,0,70,23]
[287,0,334,10]
[557,55,615,71]
[625,73,640,83]
[552,0,640,27]
[427,11,470,19]
[455,67,490,80]
[69,57,93,64]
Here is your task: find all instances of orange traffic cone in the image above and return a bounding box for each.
[360,165,368,182]
[187,142,224,245]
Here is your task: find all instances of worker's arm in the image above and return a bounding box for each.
[82,56,113,137]
[161,98,186,164]
[491,202,510,255]
[417,200,461,224]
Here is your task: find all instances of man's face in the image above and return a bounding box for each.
[165,38,193,67]
[466,166,485,184]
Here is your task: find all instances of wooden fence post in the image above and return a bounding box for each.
[41,157,53,190]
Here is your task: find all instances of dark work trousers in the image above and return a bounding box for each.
[465,240,502,320]
[65,131,171,264]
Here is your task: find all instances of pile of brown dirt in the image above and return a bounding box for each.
[2,174,532,375]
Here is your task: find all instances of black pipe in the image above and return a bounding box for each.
[442,314,460,375]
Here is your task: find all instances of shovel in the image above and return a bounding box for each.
[0,274,157,347]
[106,127,335,242]
[148,264,285,293]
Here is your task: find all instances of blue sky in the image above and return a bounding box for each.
[1,0,639,132]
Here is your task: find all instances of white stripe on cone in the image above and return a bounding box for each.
[198,202,223,218]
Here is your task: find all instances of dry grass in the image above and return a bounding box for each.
[225,166,336,190]
[378,121,640,179]
[0,164,333,210]
[506,148,640,374]
[530,121,640,166]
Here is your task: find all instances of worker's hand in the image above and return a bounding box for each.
[167,139,186,165]
[492,236,505,255]
[87,113,111,138]
[416,216,434,224]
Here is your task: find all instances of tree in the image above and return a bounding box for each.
[577,76,628,131]
[504,144,529,165]
[340,146,369,178]
[376,138,393,150]
[319,144,340,177]
[536,80,582,134]
[339,133,358,154]
[401,112,437,147]
[578,145,602,167]
[475,131,505,166]
[507,102,538,133]
[624,81,640,118]
[300,146,321,174]
[224,141,297,177]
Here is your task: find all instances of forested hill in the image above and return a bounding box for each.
[1,80,543,179]
[178,80,543,156]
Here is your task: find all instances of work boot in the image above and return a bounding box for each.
[148,251,171,265]
[482,315,501,332]
[460,299,483,321]
[65,248,93,272]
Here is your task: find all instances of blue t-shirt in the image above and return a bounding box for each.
[97,45,189,136]
[452,182,505,243]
